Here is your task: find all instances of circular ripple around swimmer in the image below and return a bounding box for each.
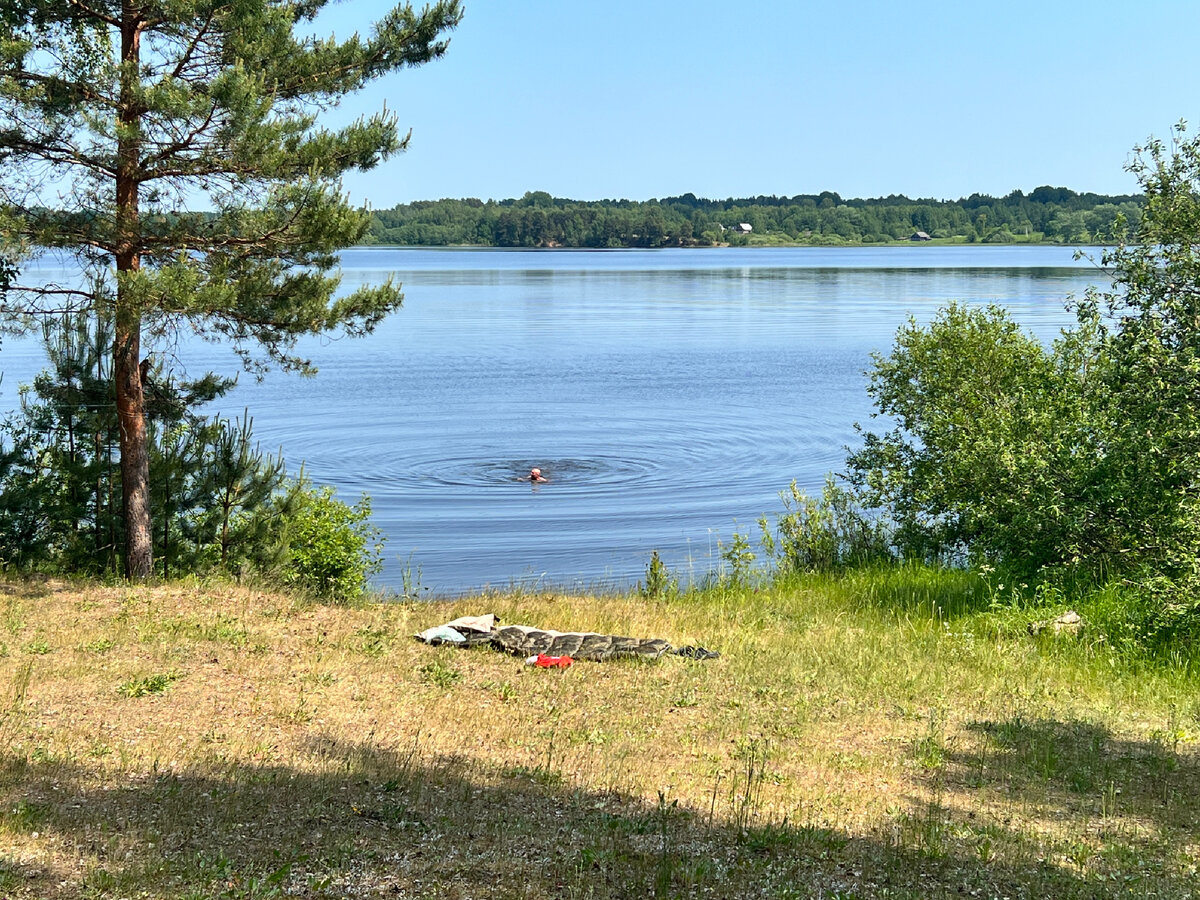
[402,455,663,490]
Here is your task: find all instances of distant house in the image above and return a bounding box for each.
[735,223,753,234]
[909,231,932,241]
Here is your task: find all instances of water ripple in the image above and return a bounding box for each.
[399,455,662,489]
[2,246,1104,595]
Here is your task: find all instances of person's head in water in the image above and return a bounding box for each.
[529,467,547,483]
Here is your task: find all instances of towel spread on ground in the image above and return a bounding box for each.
[414,614,718,661]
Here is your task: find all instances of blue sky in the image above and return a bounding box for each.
[325,1,1200,206]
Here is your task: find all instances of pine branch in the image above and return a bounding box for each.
[65,0,120,28]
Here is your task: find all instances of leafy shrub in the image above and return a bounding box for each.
[282,481,382,601]
[0,317,384,597]
[639,550,674,600]
[836,126,1200,649]
[719,529,757,586]
[1105,576,1200,651]
[846,303,1095,574]
[762,477,894,573]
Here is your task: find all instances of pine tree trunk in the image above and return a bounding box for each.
[115,316,151,578]
[115,4,152,579]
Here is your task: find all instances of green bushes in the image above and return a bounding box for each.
[639,550,675,600]
[760,477,894,573]
[661,120,1200,656]
[845,302,1097,575]
[0,313,384,600]
[281,482,382,601]
[721,126,1200,653]
[828,125,1200,650]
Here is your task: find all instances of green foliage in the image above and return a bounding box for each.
[0,0,462,577]
[843,123,1200,647]
[195,415,290,577]
[0,312,387,596]
[398,552,429,602]
[0,1,464,370]
[1074,124,1200,593]
[0,312,292,578]
[847,303,1097,573]
[281,481,382,601]
[913,709,948,771]
[1072,580,1188,654]
[639,550,674,600]
[0,311,118,571]
[418,657,463,688]
[366,189,1143,248]
[718,529,757,586]
[118,670,182,698]
[354,626,392,658]
[763,477,894,573]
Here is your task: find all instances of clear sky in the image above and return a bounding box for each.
[323,0,1200,207]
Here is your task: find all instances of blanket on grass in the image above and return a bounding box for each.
[414,614,718,661]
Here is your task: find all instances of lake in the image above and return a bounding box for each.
[1,246,1110,595]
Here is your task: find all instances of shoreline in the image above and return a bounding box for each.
[357,237,1101,250]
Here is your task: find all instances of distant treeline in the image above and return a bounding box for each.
[366,187,1144,248]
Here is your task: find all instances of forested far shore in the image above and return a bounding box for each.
[366,187,1144,248]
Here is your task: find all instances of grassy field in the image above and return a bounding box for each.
[1,570,1197,899]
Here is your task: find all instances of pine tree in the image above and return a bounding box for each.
[17,312,120,573]
[0,310,263,576]
[199,412,287,574]
[0,0,462,577]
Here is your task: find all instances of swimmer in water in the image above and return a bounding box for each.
[529,467,548,483]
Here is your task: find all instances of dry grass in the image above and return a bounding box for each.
[0,573,1197,899]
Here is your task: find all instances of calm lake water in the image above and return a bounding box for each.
[2,246,1110,594]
